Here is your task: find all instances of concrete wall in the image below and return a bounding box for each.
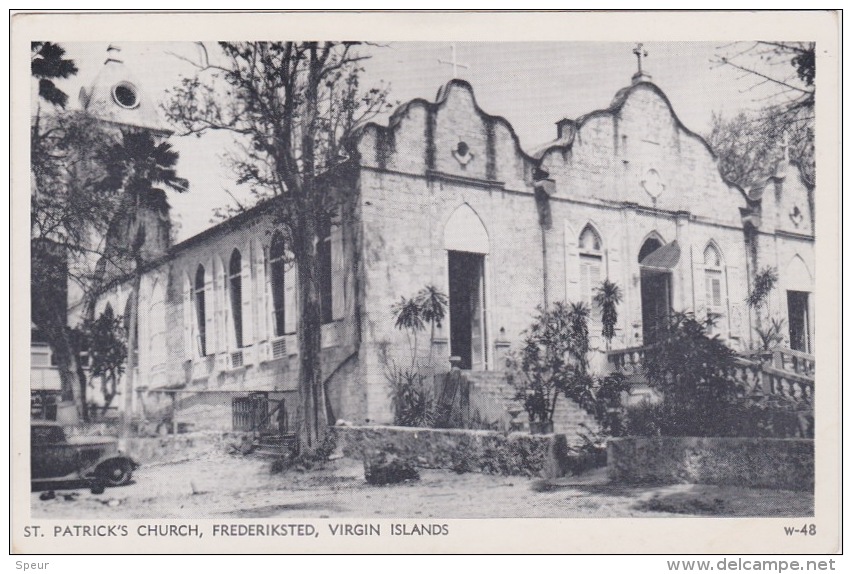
[607,437,814,491]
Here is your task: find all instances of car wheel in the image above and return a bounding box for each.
[97,460,133,487]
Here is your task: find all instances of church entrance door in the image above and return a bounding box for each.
[638,236,679,344]
[640,269,671,344]
[448,250,487,370]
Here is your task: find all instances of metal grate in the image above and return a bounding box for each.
[230,350,244,369]
[272,338,287,359]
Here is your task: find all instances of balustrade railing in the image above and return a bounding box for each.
[606,345,814,405]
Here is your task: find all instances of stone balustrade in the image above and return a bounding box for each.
[607,345,815,405]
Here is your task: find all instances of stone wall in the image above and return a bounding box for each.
[333,425,592,478]
[117,431,252,465]
[607,437,814,491]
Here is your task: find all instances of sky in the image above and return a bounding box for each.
[52,41,766,242]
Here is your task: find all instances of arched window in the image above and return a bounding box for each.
[578,225,603,323]
[194,265,207,356]
[229,249,244,348]
[703,243,725,330]
[269,232,287,338]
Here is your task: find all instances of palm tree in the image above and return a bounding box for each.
[392,297,425,370]
[415,285,448,367]
[593,279,623,351]
[98,130,188,432]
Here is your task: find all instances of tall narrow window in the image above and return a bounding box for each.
[704,243,725,332]
[194,265,207,356]
[269,232,287,338]
[229,249,243,348]
[578,225,603,326]
[318,220,333,324]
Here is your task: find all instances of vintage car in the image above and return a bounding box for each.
[30,421,139,489]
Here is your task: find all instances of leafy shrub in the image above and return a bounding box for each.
[506,302,590,425]
[386,366,435,427]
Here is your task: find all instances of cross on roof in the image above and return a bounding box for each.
[438,44,469,78]
[631,42,651,83]
[633,43,648,75]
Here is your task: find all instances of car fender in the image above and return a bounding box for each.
[82,453,140,478]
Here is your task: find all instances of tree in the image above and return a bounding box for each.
[709,42,815,189]
[75,305,127,417]
[592,279,622,350]
[642,311,739,436]
[506,302,591,430]
[164,42,393,450]
[391,296,425,371]
[31,42,122,420]
[96,131,188,431]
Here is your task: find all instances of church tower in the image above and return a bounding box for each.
[79,44,171,137]
[81,45,181,286]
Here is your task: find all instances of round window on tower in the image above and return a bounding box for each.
[112,82,140,109]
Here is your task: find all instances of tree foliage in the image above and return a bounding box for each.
[31,42,78,109]
[642,311,740,435]
[709,42,815,189]
[74,306,127,416]
[507,302,591,424]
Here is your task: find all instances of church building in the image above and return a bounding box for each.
[42,48,815,431]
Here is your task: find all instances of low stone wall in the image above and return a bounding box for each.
[332,425,589,478]
[117,431,253,465]
[607,437,814,491]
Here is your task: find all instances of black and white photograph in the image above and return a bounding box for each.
[12,11,840,555]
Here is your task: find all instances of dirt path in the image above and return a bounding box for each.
[30,452,813,519]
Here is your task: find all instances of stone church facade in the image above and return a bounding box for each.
[62,59,815,430]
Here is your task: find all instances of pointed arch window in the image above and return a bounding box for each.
[703,243,726,332]
[269,232,288,338]
[229,249,244,348]
[578,225,604,324]
[194,265,207,356]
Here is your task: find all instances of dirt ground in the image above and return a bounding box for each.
[30,451,813,519]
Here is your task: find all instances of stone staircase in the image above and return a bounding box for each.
[251,432,299,459]
[462,371,598,438]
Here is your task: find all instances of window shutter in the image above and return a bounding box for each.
[726,265,742,338]
[284,262,297,334]
[563,222,579,302]
[692,246,706,313]
[253,240,267,343]
[208,257,221,354]
[331,225,345,320]
[182,274,193,360]
[241,245,254,346]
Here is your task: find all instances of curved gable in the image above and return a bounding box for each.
[356,80,534,191]
[539,82,747,225]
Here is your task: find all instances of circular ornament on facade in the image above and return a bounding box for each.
[452,140,474,166]
[112,82,140,109]
[641,168,666,200]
